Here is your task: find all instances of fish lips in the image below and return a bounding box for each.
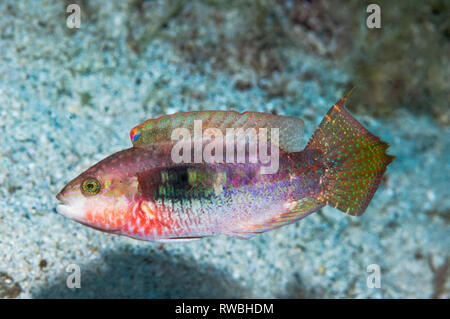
[55,201,78,220]
[55,193,85,222]
[55,191,72,217]
[56,190,68,205]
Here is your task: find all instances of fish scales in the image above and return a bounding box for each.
[56,92,394,242]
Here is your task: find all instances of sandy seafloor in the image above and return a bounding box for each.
[0,1,449,298]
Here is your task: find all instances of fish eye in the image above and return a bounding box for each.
[81,178,101,196]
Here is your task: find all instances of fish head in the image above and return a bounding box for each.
[56,148,142,232]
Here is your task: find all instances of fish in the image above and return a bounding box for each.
[56,91,395,242]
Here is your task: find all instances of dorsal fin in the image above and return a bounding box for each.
[130,110,304,153]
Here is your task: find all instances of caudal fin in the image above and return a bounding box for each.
[306,91,395,216]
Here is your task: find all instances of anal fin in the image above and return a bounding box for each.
[229,197,325,239]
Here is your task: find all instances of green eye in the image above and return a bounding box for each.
[81,178,101,196]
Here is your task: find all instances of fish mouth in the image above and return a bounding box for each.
[56,191,68,204]
[56,192,70,215]
[56,199,70,207]
[55,195,84,221]
[56,202,71,217]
